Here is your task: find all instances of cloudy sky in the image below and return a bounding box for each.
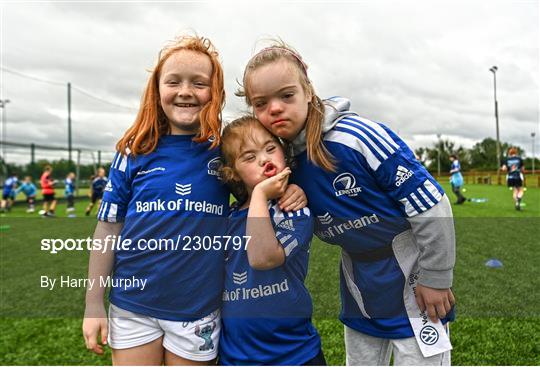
[1,0,538,165]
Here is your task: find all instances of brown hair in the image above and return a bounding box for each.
[220,116,287,202]
[508,147,518,156]
[237,41,335,171]
[116,35,225,155]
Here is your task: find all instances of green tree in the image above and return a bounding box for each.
[415,139,468,173]
[469,138,522,170]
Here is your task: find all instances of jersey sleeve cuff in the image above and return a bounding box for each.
[97,201,125,223]
[418,268,453,289]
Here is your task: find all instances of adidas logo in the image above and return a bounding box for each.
[232,271,247,285]
[395,166,413,187]
[175,183,192,196]
[317,212,333,225]
[277,219,295,231]
[104,181,113,192]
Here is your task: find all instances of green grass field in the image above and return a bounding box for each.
[1,184,539,365]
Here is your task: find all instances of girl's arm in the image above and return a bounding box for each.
[82,221,123,355]
[246,169,290,270]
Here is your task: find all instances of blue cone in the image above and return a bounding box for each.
[485,258,503,268]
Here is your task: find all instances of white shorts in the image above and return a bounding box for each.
[345,325,451,366]
[108,304,221,361]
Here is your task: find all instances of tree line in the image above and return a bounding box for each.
[415,137,539,174]
[3,137,539,181]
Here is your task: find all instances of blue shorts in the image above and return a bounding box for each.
[507,176,523,188]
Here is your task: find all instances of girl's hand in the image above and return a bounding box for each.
[82,306,108,355]
[415,284,455,323]
[279,184,308,212]
[253,167,291,200]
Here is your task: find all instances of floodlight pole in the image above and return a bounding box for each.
[76,149,81,196]
[437,134,441,178]
[532,132,536,175]
[0,99,11,161]
[68,82,72,165]
[489,66,501,184]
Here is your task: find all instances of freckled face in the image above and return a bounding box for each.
[159,50,213,135]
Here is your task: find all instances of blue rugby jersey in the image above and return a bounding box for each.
[451,160,461,174]
[292,101,452,338]
[3,176,17,195]
[450,160,464,187]
[16,182,37,197]
[98,135,229,320]
[64,178,75,196]
[506,156,524,178]
[91,176,108,194]
[219,202,321,365]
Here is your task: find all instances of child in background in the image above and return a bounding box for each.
[85,168,107,216]
[239,42,456,365]
[16,176,37,213]
[218,116,323,366]
[82,35,309,365]
[449,155,466,205]
[501,147,525,210]
[65,172,76,217]
[1,173,18,212]
[40,165,57,217]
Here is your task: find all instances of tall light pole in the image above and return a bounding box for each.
[437,133,442,178]
[0,99,11,161]
[67,82,72,165]
[532,132,536,175]
[489,66,501,184]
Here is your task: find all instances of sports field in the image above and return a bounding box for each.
[1,183,539,365]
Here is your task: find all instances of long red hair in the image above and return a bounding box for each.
[116,36,225,155]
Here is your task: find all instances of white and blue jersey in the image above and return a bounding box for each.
[98,135,230,321]
[292,98,453,339]
[64,178,75,196]
[3,176,17,196]
[219,202,321,365]
[450,160,464,187]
